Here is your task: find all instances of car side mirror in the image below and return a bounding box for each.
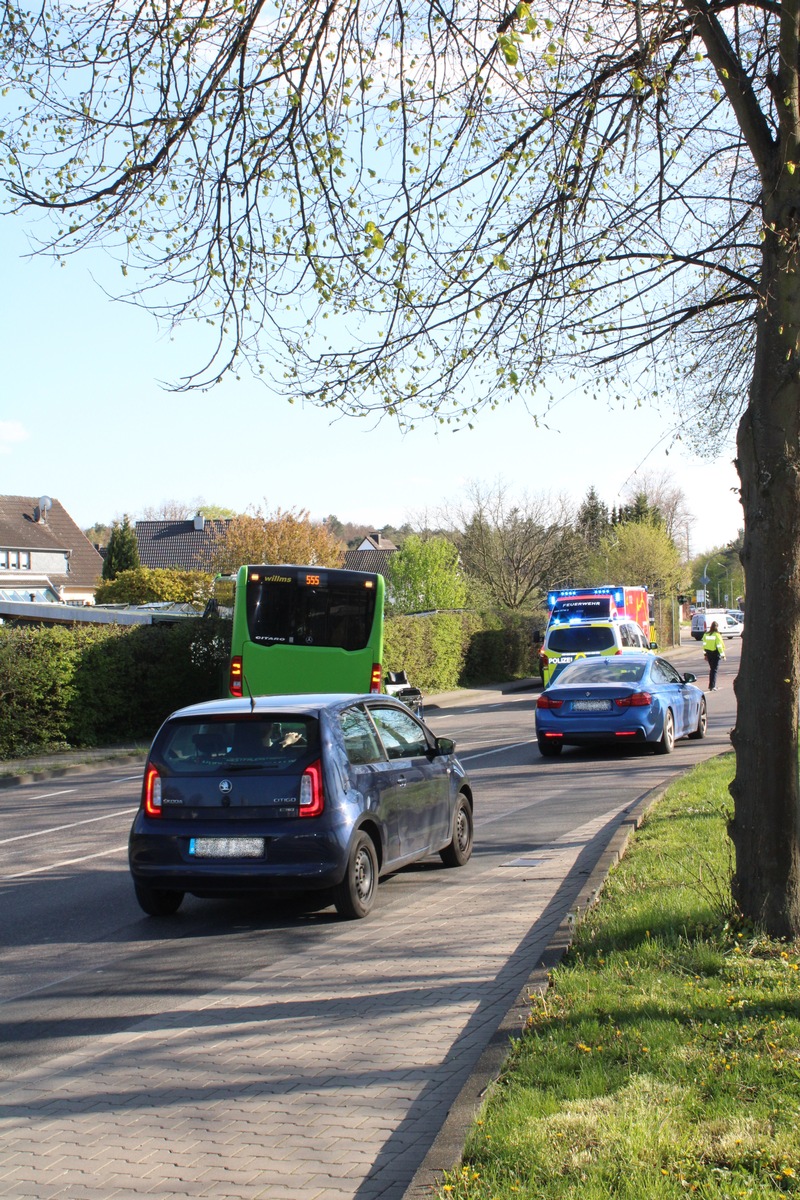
[682,672,697,683]
[435,736,455,757]
[649,641,658,649]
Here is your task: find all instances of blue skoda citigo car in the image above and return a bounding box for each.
[129,693,473,919]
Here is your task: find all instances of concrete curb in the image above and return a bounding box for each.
[401,779,670,1199]
[0,749,144,789]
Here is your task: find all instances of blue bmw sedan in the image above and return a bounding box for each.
[535,654,707,757]
[129,693,473,919]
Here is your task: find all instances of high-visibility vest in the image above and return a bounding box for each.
[702,630,725,655]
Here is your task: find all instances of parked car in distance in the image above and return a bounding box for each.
[691,609,743,639]
[535,654,706,757]
[129,694,473,920]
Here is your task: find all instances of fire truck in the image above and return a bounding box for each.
[545,586,651,641]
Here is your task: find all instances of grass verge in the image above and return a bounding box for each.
[438,752,800,1199]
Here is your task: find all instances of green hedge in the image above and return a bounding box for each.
[0,620,229,759]
[383,609,540,691]
[0,609,540,760]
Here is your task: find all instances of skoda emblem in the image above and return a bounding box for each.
[219,779,233,795]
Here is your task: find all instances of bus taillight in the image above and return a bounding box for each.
[144,766,162,817]
[370,663,382,693]
[229,656,243,697]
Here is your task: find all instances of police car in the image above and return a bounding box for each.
[536,618,656,687]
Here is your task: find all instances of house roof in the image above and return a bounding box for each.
[0,495,104,588]
[356,533,397,551]
[135,518,231,572]
[343,548,396,575]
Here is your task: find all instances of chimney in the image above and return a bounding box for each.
[193,514,205,532]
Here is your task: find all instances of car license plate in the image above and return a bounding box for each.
[572,700,612,712]
[189,837,265,858]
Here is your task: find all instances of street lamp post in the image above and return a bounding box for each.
[715,561,727,610]
[701,563,711,611]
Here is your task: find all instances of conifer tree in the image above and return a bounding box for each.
[102,516,140,581]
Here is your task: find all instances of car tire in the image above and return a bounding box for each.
[333,831,378,919]
[537,738,563,758]
[688,697,708,740]
[440,793,474,868]
[655,708,675,755]
[134,881,184,916]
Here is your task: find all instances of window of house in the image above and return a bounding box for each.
[0,550,31,570]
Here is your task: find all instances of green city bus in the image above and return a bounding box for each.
[227,564,385,698]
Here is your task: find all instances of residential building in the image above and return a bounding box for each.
[343,532,398,576]
[135,515,231,573]
[0,495,104,605]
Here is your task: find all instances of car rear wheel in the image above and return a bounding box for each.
[655,708,675,755]
[134,881,184,916]
[440,793,474,867]
[333,831,378,919]
[537,738,563,758]
[688,697,708,740]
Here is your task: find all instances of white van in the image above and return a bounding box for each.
[691,609,743,640]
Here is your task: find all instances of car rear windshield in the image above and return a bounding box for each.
[547,626,616,653]
[557,660,646,685]
[152,716,320,773]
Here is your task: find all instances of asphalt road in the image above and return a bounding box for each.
[0,635,739,1198]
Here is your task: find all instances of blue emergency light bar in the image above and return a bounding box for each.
[547,585,626,609]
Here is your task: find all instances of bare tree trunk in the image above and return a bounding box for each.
[731,188,800,936]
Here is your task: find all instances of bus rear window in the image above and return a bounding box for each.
[246,578,377,651]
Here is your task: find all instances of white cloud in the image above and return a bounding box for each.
[0,421,28,454]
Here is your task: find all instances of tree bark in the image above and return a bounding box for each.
[731,182,800,936]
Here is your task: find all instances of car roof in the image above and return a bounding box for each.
[165,694,382,721]
[547,618,619,632]
[559,651,653,666]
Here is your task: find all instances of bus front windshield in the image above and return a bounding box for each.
[246,575,377,651]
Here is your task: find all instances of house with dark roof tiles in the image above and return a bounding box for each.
[342,534,398,577]
[0,495,104,604]
[135,516,231,572]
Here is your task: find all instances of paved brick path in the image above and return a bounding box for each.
[0,804,620,1200]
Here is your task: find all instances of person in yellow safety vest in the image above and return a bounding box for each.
[701,621,726,691]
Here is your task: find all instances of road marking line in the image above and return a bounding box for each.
[5,845,129,879]
[459,740,534,762]
[11,788,74,801]
[0,808,138,845]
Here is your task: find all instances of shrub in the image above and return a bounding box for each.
[0,619,230,758]
[94,567,214,606]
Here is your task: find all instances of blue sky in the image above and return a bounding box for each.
[1,217,741,555]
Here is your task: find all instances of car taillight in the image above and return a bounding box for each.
[537,695,564,709]
[370,663,382,694]
[299,759,325,817]
[539,652,548,671]
[229,655,243,698]
[615,692,653,708]
[143,766,162,817]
